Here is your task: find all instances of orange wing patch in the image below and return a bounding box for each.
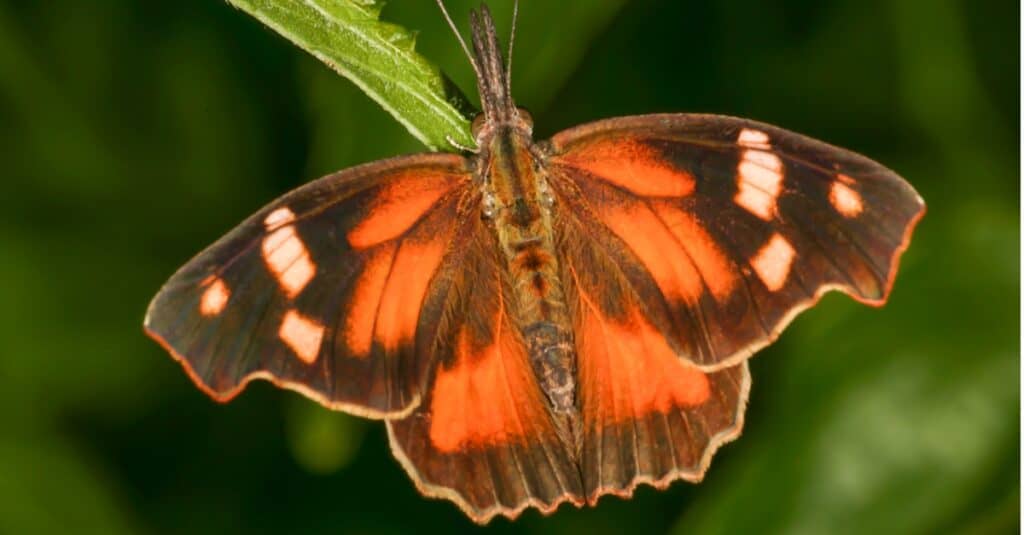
[575,283,710,421]
[428,322,532,452]
[598,202,705,304]
[555,137,695,197]
[373,239,448,352]
[347,171,460,249]
[342,245,396,357]
[650,201,737,300]
[339,171,465,359]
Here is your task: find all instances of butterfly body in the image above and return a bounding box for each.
[145,4,924,524]
[476,119,581,439]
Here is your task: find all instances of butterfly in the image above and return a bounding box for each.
[144,2,924,524]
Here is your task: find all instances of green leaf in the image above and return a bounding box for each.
[225,0,475,151]
[299,0,628,175]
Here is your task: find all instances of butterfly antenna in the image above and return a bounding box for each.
[506,0,519,100]
[435,0,482,80]
[467,5,514,123]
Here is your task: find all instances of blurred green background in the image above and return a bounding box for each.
[1,0,1018,533]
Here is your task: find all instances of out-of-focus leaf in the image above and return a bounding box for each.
[0,431,135,534]
[225,0,474,150]
[287,398,367,474]
[672,340,1016,535]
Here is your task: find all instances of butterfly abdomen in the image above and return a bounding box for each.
[509,242,576,409]
[507,238,579,444]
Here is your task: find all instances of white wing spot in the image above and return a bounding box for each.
[751,233,796,291]
[734,148,783,220]
[262,225,316,298]
[264,207,296,230]
[199,276,230,316]
[737,128,770,148]
[830,175,864,217]
[279,309,324,364]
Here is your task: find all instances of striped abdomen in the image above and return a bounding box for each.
[507,236,575,418]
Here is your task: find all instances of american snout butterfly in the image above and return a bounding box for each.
[145,2,924,524]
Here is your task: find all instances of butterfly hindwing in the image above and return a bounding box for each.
[547,113,925,370]
[555,205,749,502]
[386,215,584,523]
[144,154,475,417]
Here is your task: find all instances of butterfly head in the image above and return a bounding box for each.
[471,106,532,140]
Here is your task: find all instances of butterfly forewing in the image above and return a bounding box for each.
[546,114,925,370]
[144,154,475,418]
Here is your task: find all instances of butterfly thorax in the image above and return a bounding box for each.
[477,126,579,440]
